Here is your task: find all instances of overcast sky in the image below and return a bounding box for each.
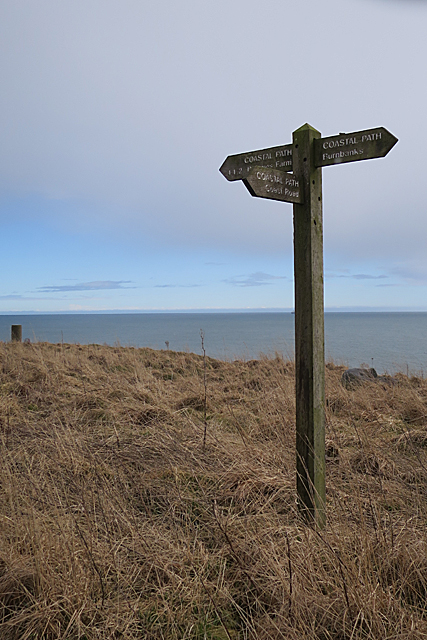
[0,0,426,313]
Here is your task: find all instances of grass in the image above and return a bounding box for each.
[1,341,427,638]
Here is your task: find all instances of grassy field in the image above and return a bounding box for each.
[1,341,427,639]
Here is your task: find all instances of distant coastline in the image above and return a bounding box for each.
[1,307,427,315]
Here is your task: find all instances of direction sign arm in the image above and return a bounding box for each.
[314,127,398,167]
[243,166,303,204]
[219,144,293,181]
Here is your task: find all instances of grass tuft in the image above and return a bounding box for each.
[0,342,427,638]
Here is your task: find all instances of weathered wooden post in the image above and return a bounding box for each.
[220,124,397,527]
[11,325,22,342]
[292,124,325,526]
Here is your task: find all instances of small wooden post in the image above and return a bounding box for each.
[11,325,22,342]
[292,124,326,527]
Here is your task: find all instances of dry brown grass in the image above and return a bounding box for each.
[1,341,427,638]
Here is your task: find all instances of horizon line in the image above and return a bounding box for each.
[1,306,427,315]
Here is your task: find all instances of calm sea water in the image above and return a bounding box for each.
[0,312,426,375]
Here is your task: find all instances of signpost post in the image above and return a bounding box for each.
[220,124,397,527]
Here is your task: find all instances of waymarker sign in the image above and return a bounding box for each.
[244,167,302,204]
[220,124,398,528]
[314,127,397,167]
[219,143,293,181]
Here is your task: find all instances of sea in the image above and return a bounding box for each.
[0,312,426,375]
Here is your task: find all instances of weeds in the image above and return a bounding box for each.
[0,342,427,637]
[200,330,208,451]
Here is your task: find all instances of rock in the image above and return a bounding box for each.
[341,367,397,389]
[341,367,377,388]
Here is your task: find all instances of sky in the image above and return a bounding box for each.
[0,0,426,313]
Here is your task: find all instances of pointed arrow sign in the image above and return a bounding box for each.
[243,166,303,204]
[219,143,293,181]
[314,127,398,167]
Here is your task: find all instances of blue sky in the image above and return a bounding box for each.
[1,0,426,313]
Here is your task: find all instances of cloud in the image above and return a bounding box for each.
[390,262,427,284]
[224,272,287,287]
[327,273,388,281]
[376,283,401,288]
[350,274,388,281]
[37,281,135,293]
[154,284,201,289]
[0,294,56,301]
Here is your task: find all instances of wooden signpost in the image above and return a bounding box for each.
[220,123,397,527]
